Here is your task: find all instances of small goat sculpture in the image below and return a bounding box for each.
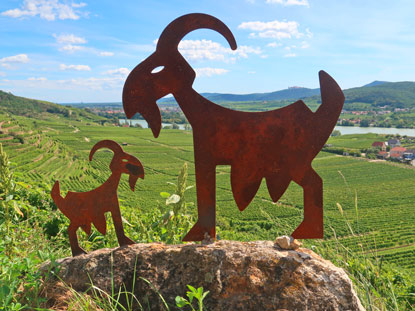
[51,140,144,256]
[123,13,344,241]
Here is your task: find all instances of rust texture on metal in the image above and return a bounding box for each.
[122,13,344,241]
[51,140,144,256]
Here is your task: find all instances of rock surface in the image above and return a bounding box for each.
[40,240,365,311]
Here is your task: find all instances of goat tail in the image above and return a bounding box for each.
[51,181,64,208]
[313,70,344,147]
[315,70,344,122]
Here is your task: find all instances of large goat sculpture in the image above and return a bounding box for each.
[123,13,344,241]
[51,140,144,256]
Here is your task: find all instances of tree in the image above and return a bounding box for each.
[360,119,370,127]
[172,123,180,129]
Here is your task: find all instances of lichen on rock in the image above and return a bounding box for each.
[40,240,365,311]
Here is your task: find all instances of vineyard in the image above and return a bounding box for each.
[1,112,415,275]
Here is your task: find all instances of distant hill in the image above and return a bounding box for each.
[342,81,415,108]
[158,87,321,104]
[297,81,415,110]
[0,90,105,121]
[60,79,415,111]
[200,87,320,102]
[362,81,388,88]
[156,81,415,109]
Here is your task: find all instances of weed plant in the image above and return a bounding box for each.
[125,162,195,244]
[0,143,67,309]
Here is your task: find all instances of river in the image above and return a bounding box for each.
[119,119,187,130]
[119,120,415,136]
[334,126,415,136]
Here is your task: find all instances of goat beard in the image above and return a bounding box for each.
[129,174,139,191]
[124,99,161,138]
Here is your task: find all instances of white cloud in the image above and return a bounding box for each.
[195,67,229,77]
[1,0,87,21]
[71,2,86,8]
[284,53,297,57]
[99,51,114,57]
[28,77,47,81]
[54,33,86,44]
[68,77,125,90]
[178,39,262,62]
[239,20,304,40]
[0,54,30,69]
[59,44,84,52]
[300,41,310,49]
[3,76,125,92]
[0,54,30,64]
[54,34,86,53]
[104,68,130,76]
[60,64,91,71]
[0,72,6,77]
[237,45,263,58]
[266,0,309,6]
[267,42,282,48]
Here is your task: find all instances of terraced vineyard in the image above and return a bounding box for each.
[2,113,415,274]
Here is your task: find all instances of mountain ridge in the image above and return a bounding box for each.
[61,80,415,108]
[3,79,415,112]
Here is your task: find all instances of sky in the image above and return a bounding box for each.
[1,0,415,103]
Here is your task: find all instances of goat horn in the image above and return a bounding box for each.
[157,13,237,52]
[89,140,124,161]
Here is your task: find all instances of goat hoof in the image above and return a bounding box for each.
[291,220,323,239]
[183,222,215,242]
[72,248,87,257]
[120,236,135,246]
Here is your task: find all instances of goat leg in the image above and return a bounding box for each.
[183,161,216,241]
[291,168,323,239]
[111,208,135,246]
[68,223,87,256]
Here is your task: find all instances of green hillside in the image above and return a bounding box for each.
[2,92,415,309]
[0,90,106,122]
[343,81,415,108]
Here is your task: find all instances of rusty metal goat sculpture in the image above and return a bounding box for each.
[123,13,344,241]
[51,140,144,256]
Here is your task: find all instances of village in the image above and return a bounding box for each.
[323,134,415,166]
[338,106,415,128]
[371,138,415,165]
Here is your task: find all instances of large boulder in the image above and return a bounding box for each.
[40,240,365,311]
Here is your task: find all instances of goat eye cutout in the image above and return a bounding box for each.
[151,66,164,74]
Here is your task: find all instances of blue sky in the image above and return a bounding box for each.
[1,0,414,103]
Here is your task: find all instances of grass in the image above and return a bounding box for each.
[2,116,415,270]
[1,113,415,309]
